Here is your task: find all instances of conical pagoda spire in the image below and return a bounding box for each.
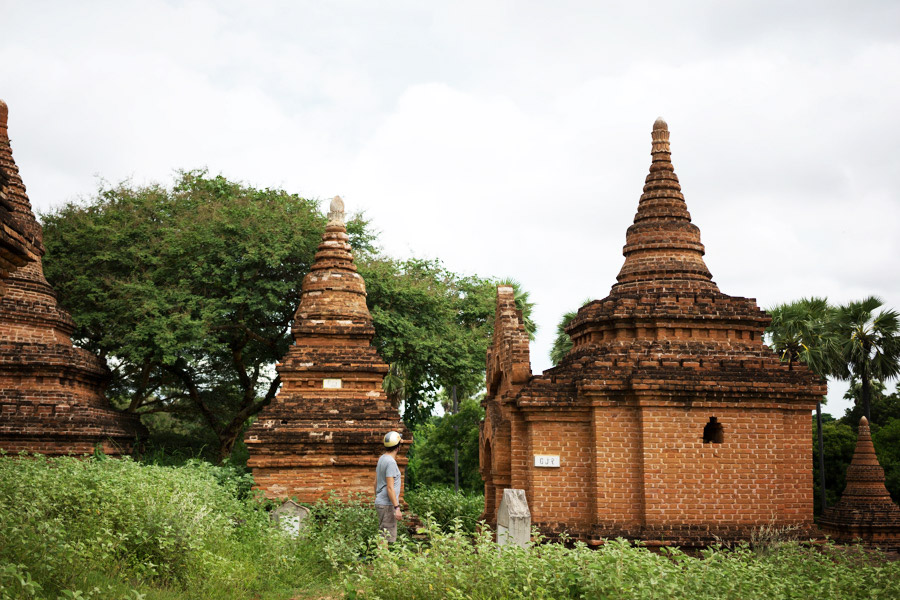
[246,195,407,502]
[0,100,144,455]
[818,416,900,549]
[0,100,42,288]
[835,416,896,504]
[291,196,374,342]
[612,118,717,293]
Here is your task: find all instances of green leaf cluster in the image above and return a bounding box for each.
[405,395,485,492]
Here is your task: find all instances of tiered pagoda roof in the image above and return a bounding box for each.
[0,100,144,456]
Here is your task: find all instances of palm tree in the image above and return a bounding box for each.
[766,297,840,515]
[832,297,900,422]
[549,299,593,366]
[766,297,841,375]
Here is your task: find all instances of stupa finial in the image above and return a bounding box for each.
[327,195,345,227]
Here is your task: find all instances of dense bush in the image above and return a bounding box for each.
[350,526,900,600]
[405,396,484,492]
[404,486,484,533]
[0,454,316,599]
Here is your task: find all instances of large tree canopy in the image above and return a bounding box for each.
[41,171,514,459]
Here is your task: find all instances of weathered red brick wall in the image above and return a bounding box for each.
[480,119,824,546]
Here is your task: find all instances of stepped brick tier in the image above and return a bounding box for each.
[245,197,408,501]
[0,100,145,457]
[818,417,900,550]
[480,119,826,547]
[0,100,41,294]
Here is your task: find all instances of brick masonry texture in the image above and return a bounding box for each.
[818,417,900,550]
[480,119,826,547]
[0,100,41,295]
[0,100,145,457]
[245,197,408,502]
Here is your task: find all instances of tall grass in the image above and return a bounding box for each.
[348,524,900,600]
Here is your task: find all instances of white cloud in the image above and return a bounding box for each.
[3,0,900,419]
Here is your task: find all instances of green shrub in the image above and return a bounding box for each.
[404,486,484,533]
[350,527,900,600]
[0,454,313,599]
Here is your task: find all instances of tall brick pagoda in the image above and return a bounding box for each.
[0,100,40,294]
[0,100,144,456]
[818,417,900,550]
[245,197,408,501]
[480,118,825,546]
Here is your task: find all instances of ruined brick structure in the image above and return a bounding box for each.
[0,100,144,456]
[0,100,40,294]
[818,417,900,550]
[246,197,408,501]
[480,119,825,546]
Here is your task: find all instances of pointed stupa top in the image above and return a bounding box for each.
[0,99,43,256]
[838,417,897,504]
[612,118,717,294]
[290,196,374,341]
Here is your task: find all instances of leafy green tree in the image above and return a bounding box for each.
[405,395,485,492]
[872,417,900,503]
[549,299,592,366]
[765,297,840,375]
[813,418,857,510]
[840,378,900,428]
[832,297,900,421]
[42,172,513,459]
[361,258,499,428]
[42,171,352,461]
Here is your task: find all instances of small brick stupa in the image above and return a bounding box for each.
[0,100,144,456]
[818,417,900,550]
[246,197,408,501]
[480,118,825,546]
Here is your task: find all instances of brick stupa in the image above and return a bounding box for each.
[0,100,40,293]
[480,118,825,546]
[0,100,145,456]
[818,417,900,550]
[245,197,408,501]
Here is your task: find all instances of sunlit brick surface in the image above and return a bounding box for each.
[480,120,824,547]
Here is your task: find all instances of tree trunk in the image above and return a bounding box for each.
[861,362,872,422]
[816,399,827,514]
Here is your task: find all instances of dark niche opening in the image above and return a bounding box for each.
[703,417,724,444]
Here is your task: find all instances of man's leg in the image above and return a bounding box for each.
[375,504,398,542]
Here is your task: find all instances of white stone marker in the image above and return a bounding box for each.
[497,488,531,548]
[271,499,310,537]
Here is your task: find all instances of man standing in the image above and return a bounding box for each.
[375,431,403,542]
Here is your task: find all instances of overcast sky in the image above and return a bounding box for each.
[3,0,899,417]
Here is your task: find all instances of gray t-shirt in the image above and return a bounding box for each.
[375,453,401,506]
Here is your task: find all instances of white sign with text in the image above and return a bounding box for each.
[534,455,561,468]
[322,378,342,389]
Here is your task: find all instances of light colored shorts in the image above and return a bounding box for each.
[376,504,397,542]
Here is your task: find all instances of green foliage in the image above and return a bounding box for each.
[361,258,498,428]
[0,453,321,599]
[549,299,592,366]
[840,378,900,427]
[301,494,386,571]
[404,486,485,533]
[41,171,518,455]
[40,171,358,461]
[405,395,484,492]
[872,418,900,503]
[832,297,900,420]
[350,527,900,600]
[813,418,857,509]
[765,297,839,376]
